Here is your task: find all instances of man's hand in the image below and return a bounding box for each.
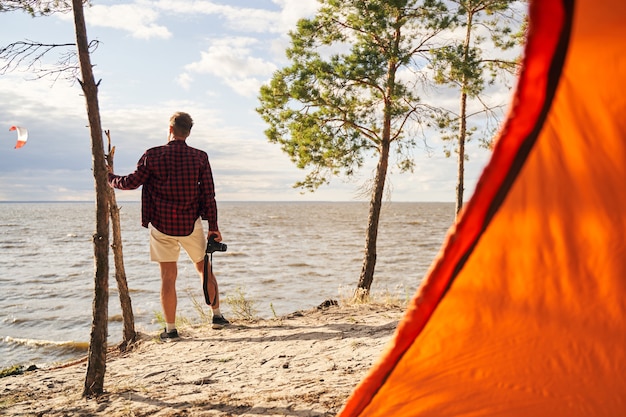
[208,231,222,242]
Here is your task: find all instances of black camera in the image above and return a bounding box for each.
[206,234,227,254]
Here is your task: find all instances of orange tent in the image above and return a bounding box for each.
[338,0,626,415]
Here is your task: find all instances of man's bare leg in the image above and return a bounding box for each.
[159,261,178,327]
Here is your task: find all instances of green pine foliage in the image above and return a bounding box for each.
[258,0,453,192]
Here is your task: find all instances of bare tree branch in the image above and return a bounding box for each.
[0,39,99,84]
[0,1,77,16]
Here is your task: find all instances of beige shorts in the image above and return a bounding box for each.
[149,218,206,263]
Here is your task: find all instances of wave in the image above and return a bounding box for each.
[3,336,89,353]
[109,287,151,295]
[0,241,27,249]
[1,316,30,325]
[69,261,91,268]
[38,273,60,279]
[109,314,124,322]
[221,252,249,258]
[287,262,311,268]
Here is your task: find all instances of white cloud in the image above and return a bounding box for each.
[70,1,321,97]
[153,0,319,34]
[181,37,277,97]
[53,0,319,38]
[83,3,171,40]
[272,0,320,29]
[185,37,276,77]
[222,77,264,98]
[175,72,193,90]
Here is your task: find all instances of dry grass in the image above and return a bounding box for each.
[224,287,259,321]
[338,284,410,309]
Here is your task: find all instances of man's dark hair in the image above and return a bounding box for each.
[170,112,194,137]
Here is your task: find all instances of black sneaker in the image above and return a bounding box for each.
[212,315,230,329]
[160,328,180,342]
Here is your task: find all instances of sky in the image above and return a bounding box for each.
[0,0,524,202]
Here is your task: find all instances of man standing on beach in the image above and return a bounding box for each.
[107,111,229,342]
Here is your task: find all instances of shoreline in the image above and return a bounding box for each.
[0,302,405,416]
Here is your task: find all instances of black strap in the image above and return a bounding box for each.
[202,249,216,306]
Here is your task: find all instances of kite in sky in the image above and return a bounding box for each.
[9,126,28,149]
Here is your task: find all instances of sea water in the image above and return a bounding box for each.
[0,201,454,369]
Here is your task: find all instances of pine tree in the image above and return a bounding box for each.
[258,0,452,297]
[431,0,526,215]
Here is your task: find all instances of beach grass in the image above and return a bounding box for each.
[152,286,261,331]
[150,284,407,331]
[338,284,410,308]
[224,286,259,321]
[0,364,24,379]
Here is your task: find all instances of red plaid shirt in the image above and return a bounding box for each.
[108,140,218,236]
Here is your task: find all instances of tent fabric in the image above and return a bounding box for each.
[338,0,626,416]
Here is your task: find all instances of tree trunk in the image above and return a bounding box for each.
[105,132,136,350]
[356,40,398,299]
[109,196,137,348]
[455,10,474,217]
[356,139,390,298]
[456,89,467,216]
[72,0,109,398]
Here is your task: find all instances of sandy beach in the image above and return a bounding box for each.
[0,302,405,416]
